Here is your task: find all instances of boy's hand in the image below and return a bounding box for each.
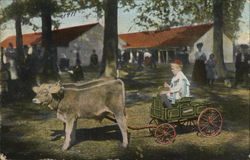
[164,82,170,88]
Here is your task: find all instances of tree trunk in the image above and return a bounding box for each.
[213,0,227,78]
[15,14,24,74]
[41,1,57,77]
[100,0,118,78]
[0,47,3,70]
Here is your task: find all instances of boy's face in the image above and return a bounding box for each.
[198,46,202,51]
[171,64,181,75]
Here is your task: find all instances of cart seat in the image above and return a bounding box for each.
[175,97,193,103]
[154,95,193,108]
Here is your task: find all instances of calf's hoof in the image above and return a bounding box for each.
[121,143,128,149]
[62,139,75,150]
[62,144,70,151]
[62,142,72,151]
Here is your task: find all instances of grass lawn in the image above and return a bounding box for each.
[0,64,249,160]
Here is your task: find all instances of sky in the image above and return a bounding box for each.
[0,0,249,44]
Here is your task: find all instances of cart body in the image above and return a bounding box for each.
[150,96,209,122]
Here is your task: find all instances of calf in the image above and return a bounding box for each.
[32,79,128,150]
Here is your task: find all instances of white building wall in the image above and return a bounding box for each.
[189,27,233,63]
[57,24,104,66]
[57,24,126,67]
[223,34,234,63]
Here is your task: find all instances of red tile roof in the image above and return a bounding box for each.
[118,23,213,48]
[0,22,99,48]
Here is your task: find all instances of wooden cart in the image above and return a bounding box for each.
[147,96,223,144]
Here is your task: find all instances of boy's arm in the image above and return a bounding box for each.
[164,82,170,88]
[170,78,183,93]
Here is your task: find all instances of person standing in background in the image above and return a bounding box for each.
[137,49,144,71]
[5,43,18,80]
[90,49,98,66]
[206,54,216,87]
[192,43,207,84]
[234,44,249,87]
[150,49,157,68]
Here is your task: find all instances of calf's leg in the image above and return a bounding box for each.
[62,119,77,150]
[63,122,66,136]
[114,113,128,148]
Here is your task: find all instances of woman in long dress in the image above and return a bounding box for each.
[5,43,18,80]
[192,43,207,84]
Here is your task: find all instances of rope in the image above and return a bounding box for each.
[128,125,156,130]
[105,115,156,130]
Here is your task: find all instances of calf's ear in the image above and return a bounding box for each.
[32,86,40,93]
[49,85,61,94]
[57,81,62,86]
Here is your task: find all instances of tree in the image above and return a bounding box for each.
[26,0,98,77]
[1,0,134,79]
[75,0,134,78]
[23,0,62,77]
[1,0,26,71]
[100,0,118,77]
[133,0,246,78]
[40,0,57,76]
[213,0,226,77]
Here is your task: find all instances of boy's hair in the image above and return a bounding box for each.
[171,59,183,69]
[196,42,203,48]
[209,54,215,58]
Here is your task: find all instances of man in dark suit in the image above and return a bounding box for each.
[234,44,249,87]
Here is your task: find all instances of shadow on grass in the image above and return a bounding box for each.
[1,137,88,160]
[50,124,126,153]
[119,142,249,160]
[50,125,122,144]
[193,85,249,129]
[1,101,54,122]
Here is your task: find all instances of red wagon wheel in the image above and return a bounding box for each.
[197,107,223,137]
[154,123,176,144]
[148,118,159,135]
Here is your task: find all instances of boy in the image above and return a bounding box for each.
[160,60,190,107]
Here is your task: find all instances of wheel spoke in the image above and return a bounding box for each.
[213,115,220,120]
[211,123,220,129]
[212,118,221,123]
[200,124,210,132]
[160,136,168,142]
[155,133,164,138]
[155,123,175,144]
[198,108,223,136]
[201,117,208,122]
[201,114,209,119]
[206,126,214,133]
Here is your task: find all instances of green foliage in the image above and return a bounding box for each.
[133,0,246,39]
[0,0,87,31]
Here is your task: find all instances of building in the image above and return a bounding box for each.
[0,22,126,67]
[119,23,233,64]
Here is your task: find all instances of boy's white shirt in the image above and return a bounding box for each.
[168,71,190,99]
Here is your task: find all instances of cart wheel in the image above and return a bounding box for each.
[154,123,176,144]
[197,107,223,137]
[148,118,159,135]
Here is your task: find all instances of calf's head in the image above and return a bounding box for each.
[32,82,63,106]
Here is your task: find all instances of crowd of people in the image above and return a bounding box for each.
[234,44,249,87]
[191,42,249,88]
[0,43,44,102]
[160,42,249,108]
[118,48,160,71]
[0,41,249,102]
